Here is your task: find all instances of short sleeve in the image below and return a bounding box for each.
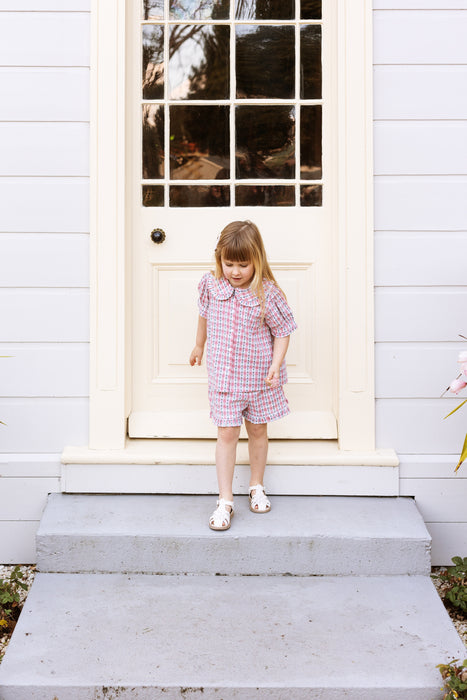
[265,287,297,337]
[198,272,211,318]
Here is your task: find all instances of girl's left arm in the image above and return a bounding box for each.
[265,335,290,387]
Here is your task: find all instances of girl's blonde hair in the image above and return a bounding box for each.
[214,220,283,306]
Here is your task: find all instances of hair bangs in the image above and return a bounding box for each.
[220,235,254,263]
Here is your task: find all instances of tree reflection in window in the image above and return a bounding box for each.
[170,25,229,100]
[235,0,294,20]
[142,25,164,99]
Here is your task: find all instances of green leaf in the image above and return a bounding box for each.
[444,398,467,419]
[454,432,467,473]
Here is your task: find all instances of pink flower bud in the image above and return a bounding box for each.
[458,351,467,363]
[449,378,467,394]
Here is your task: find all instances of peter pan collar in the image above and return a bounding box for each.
[209,275,260,307]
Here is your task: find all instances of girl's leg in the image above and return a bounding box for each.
[245,420,268,488]
[216,425,241,503]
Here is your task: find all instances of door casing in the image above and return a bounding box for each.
[86,0,377,456]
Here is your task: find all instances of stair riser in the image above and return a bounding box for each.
[37,536,431,576]
[0,686,448,699]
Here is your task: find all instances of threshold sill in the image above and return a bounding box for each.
[62,439,399,467]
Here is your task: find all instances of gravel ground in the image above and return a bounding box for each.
[0,565,466,663]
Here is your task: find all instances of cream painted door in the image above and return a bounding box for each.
[128,0,337,439]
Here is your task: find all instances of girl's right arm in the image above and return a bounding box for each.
[189,315,207,366]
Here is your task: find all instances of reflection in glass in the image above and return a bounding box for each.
[301,0,321,19]
[142,25,164,99]
[300,106,321,180]
[235,0,294,20]
[143,185,164,206]
[170,185,230,206]
[169,0,229,20]
[236,26,294,99]
[169,25,229,99]
[143,105,165,179]
[170,105,230,179]
[142,0,164,19]
[300,25,321,99]
[236,186,295,206]
[236,106,295,179]
[300,184,322,206]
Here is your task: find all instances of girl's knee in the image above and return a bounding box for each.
[218,426,241,444]
[245,421,268,440]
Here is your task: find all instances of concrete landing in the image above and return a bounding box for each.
[0,573,464,699]
[37,494,431,575]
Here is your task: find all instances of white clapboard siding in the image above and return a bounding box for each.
[374,10,467,64]
[375,342,462,399]
[375,232,467,287]
[399,455,465,479]
[0,68,89,121]
[376,398,467,454]
[0,522,38,563]
[374,122,467,176]
[400,478,467,523]
[375,288,467,342]
[0,12,90,66]
[0,454,61,478]
[374,1,467,7]
[0,178,89,232]
[427,524,467,566]
[0,344,89,397]
[0,123,89,176]
[0,1,90,8]
[0,398,88,452]
[0,289,89,342]
[374,66,467,120]
[374,177,467,231]
[0,477,60,519]
[0,234,89,287]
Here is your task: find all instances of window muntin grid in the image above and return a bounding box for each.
[141,0,322,207]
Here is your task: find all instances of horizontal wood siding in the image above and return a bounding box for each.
[0,6,90,563]
[374,4,467,563]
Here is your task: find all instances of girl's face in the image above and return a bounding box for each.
[221,257,254,289]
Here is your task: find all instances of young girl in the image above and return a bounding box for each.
[189,220,297,531]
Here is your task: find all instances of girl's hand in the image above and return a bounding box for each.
[265,366,280,389]
[190,345,204,366]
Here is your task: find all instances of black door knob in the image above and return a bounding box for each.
[150,228,166,244]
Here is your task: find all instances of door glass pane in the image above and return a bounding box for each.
[170,185,231,206]
[236,185,295,206]
[169,0,230,20]
[142,25,164,99]
[300,184,322,206]
[170,105,230,179]
[236,106,295,179]
[169,25,230,99]
[235,0,294,20]
[236,25,294,99]
[300,105,321,180]
[143,0,164,19]
[143,105,165,179]
[301,0,321,20]
[300,25,321,99]
[143,185,164,206]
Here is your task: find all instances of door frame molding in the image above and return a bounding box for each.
[86,0,377,454]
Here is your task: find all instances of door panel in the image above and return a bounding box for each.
[128,0,337,439]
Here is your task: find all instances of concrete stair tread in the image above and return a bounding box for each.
[37,494,431,575]
[0,573,464,699]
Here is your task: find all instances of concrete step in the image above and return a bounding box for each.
[0,572,464,699]
[37,494,431,576]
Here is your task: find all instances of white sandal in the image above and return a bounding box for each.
[249,484,271,513]
[209,498,234,531]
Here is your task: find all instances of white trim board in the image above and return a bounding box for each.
[76,0,379,472]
